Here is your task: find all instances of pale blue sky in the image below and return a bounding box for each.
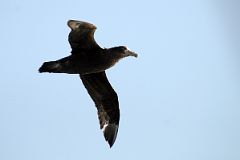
[0,0,240,160]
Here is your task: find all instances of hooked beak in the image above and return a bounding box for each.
[125,49,138,58]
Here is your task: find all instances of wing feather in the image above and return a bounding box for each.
[80,72,120,147]
[68,20,101,53]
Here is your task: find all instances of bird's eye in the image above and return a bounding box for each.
[122,48,127,53]
[122,47,127,51]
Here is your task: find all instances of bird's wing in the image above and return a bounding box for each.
[80,71,120,147]
[68,20,101,53]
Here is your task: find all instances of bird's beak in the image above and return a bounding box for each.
[125,49,138,58]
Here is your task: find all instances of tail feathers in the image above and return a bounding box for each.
[39,61,62,73]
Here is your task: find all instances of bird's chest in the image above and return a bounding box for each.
[73,54,116,74]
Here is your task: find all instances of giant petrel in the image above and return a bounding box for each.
[39,20,137,147]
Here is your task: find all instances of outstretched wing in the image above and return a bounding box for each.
[80,72,120,147]
[68,20,101,52]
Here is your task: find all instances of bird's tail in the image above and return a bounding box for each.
[39,61,63,73]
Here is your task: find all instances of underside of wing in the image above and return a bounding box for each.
[80,72,120,147]
[68,20,101,53]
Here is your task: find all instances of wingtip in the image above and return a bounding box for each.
[102,124,119,148]
[67,20,97,30]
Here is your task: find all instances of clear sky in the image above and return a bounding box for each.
[0,0,240,160]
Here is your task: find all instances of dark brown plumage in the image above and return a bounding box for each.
[39,20,137,147]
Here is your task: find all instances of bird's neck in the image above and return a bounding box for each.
[106,48,122,60]
[100,49,121,68]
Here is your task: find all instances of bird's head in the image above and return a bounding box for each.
[109,46,138,59]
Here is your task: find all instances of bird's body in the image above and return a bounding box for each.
[39,49,118,74]
[39,20,137,147]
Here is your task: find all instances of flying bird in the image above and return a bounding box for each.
[39,20,137,147]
